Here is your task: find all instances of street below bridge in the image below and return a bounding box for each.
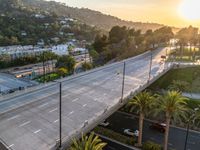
[105,111,200,150]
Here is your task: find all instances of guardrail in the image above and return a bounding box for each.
[0,137,13,150]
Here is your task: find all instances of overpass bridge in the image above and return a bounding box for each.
[0,48,173,150]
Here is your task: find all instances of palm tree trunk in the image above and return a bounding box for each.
[138,113,144,146]
[164,117,170,150]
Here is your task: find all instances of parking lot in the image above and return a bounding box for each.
[0,73,34,95]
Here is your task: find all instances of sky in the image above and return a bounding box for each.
[49,0,200,28]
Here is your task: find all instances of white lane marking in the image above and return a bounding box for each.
[7,115,20,121]
[69,111,74,115]
[190,135,200,139]
[49,108,57,113]
[54,119,59,123]
[72,98,79,102]
[19,121,31,127]
[188,141,195,144]
[63,94,69,98]
[168,143,173,146]
[94,98,98,101]
[34,129,41,134]
[38,103,49,108]
[8,144,14,148]
[83,104,87,107]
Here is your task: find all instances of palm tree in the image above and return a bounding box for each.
[70,132,107,150]
[127,91,155,146]
[168,80,190,92]
[154,91,188,150]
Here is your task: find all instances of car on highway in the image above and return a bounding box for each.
[149,122,166,133]
[161,55,166,59]
[99,120,110,127]
[124,129,139,137]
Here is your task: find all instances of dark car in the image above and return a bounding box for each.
[161,55,166,59]
[149,123,166,133]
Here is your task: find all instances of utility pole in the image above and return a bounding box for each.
[148,50,153,82]
[121,62,126,103]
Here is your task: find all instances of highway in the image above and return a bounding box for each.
[0,47,171,150]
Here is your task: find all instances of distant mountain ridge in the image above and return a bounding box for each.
[17,0,179,32]
[0,0,179,32]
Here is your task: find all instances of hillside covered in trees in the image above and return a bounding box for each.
[14,0,179,32]
[0,0,100,46]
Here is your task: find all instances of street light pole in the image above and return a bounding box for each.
[121,62,126,103]
[184,108,199,150]
[52,81,62,149]
[184,122,190,150]
[59,82,62,149]
[148,50,153,82]
[43,51,46,83]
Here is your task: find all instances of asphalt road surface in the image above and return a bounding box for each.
[101,135,135,150]
[0,48,171,150]
[106,111,200,150]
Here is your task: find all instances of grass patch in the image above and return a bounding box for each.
[185,98,200,109]
[36,73,61,83]
[149,67,200,93]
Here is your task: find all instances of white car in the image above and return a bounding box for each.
[124,129,139,137]
[99,121,109,127]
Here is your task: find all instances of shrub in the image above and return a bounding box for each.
[93,126,135,146]
[142,141,162,150]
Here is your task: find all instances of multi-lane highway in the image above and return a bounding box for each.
[0,48,171,150]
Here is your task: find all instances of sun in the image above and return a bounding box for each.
[178,0,200,21]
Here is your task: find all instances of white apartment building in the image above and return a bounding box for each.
[0,45,49,59]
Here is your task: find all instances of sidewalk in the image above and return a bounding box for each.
[182,92,200,100]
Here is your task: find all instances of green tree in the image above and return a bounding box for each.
[56,55,75,74]
[127,91,155,146]
[58,67,68,77]
[70,132,107,150]
[93,34,108,53]
[168,80,190,92]
[109,26,128,43]
[89,49,99,61]
[154,91,188,150]
[82,62,93,71]
[154,26,174,45]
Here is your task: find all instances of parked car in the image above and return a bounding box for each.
[99,120,109,127]
[149,122,166,133]
[124,129,139,137]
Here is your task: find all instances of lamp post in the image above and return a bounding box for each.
[42,51,46,83]
[184,108,199,150]
[121,62,126,103]
[59,82,62,149]
[148,50,153,82]
[52,81,62,149]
